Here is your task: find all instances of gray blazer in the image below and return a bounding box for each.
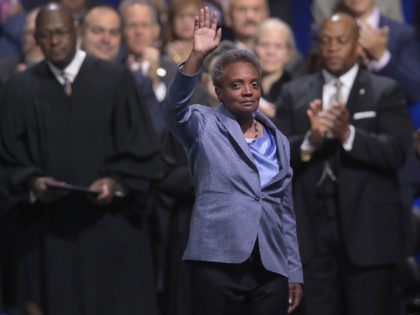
[164,68,303,283]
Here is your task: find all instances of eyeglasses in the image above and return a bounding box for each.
[36,28,73,41]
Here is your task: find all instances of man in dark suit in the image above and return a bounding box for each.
[276,13,411,315]
[340,0,420,247]
[340,0,420,104]
[0,3,162,314]
[119,0,177,104]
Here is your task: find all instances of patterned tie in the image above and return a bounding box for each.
[333,79,343,105]
[317,79,342,187]
[61,71,72,96]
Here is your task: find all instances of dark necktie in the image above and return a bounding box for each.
[61,71,72,96]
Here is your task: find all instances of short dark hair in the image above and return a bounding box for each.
[211,49,262,88]
[118,0,159,25]
[82,4,121,32]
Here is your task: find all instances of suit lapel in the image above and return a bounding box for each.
[346,68,370,119]
[215,105,257,170]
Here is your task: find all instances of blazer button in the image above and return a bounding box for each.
[254,196,261,201]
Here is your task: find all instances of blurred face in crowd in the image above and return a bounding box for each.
[230,0,268,42]
[173,3,199,40]
[319,14,361,76]
[23,8,44,65]
[202,55,221,106]
[255,20,292,75]
[216,61,261,117]
[343,0,376,17]
[59,0,87,14]
[35,3,77,69]
[82,7,121,61]
[122,3,160,56]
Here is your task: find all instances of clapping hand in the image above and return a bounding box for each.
[182,6,222,75]
[307,99,329,146]
[359,22,389,61]
[325,103,350,142]
[307,99,351,145]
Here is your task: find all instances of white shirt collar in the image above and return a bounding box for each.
[364,6,381,28]
[322,63,359,89]
[48,49,86,84]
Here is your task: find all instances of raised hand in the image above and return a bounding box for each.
[193,7,222,55]
[182,6,221,75]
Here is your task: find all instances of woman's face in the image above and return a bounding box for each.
[215,61,261,117]
[173,3,198,40]
[255,25,290,75]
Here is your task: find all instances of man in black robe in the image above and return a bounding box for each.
[0,3,162,315]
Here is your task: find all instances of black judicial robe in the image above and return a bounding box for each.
[0,56,162,315]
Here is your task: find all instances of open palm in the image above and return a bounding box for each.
[193,7,222,56]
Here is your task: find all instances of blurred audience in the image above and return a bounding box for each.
[120,0,177,103]
[338,0,420,105]
[58,0,88,23]
[80,5,121,61]
[312,0,404,29]
[81,4,165,137]
[0,6,25,58]
[223,0,268,49]
[253,18,295,117]
[0,7,43,93]
[162,0,204,64]
[0,0,23,25]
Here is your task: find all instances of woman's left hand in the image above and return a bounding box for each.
[288,282,303,313]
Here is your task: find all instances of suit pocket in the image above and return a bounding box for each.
[353,111,376,120]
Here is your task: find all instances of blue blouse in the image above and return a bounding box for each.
[246,126,281,188]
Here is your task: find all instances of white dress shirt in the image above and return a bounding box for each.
[301,64,359,156]
[48,49,86,84]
